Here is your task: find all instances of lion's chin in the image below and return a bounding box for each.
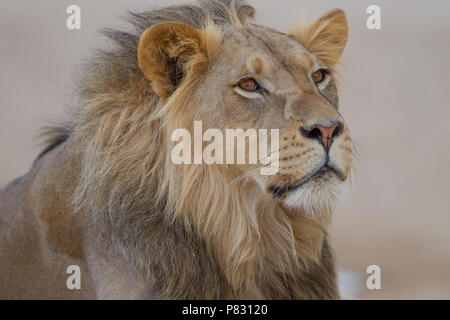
[282,171,343,216]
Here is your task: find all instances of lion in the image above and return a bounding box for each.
[0,0,353,299]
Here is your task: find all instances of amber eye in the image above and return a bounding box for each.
[312,70,326,84]
[238,78,259,91]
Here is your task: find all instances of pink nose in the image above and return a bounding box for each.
[301,122,342,152]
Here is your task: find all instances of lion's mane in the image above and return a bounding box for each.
[42,0,338,299]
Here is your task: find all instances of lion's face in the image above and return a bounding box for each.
[190,25,352,213]
[138,10,351,214]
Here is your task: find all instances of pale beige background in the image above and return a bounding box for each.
[1,0,449,299]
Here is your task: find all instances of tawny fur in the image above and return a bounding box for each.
[0,0,353,299]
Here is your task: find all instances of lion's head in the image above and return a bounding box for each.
[70,0,353,298]
[137,7,352,215]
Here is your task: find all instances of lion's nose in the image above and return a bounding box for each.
[300,121,343,152]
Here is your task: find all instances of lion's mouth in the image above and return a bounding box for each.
[268,165,337,197]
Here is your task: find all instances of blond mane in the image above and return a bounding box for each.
[41,0,339,299]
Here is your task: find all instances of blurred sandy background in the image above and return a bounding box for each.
[1,0,449,299]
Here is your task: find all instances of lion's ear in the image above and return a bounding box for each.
[138,22,214,98]
[290,9,348,67]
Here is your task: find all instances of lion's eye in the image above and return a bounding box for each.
[312,69,327,84]
[238,78,259,91]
